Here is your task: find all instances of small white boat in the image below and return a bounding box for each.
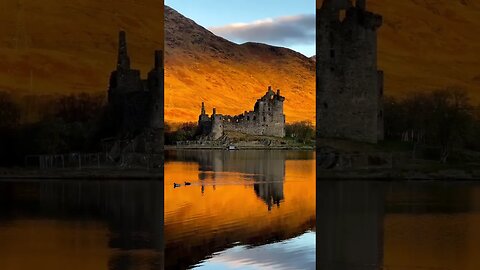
[227,145,237,150]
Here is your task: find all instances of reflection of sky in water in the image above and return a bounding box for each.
[192,231,315,270]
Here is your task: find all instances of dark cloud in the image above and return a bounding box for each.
[208,14,315,46]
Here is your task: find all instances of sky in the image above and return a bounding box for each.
[164,0,316,57]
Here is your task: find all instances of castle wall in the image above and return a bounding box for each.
[222,110,283,137]
[377,70,384,141]
[198,87,286,139]
[317,1,383,144]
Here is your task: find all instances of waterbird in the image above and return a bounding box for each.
[184,181,192,186]
[174,183,181,188]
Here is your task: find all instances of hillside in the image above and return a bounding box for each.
[318,0,480,101]
[1,1,479,124]
[164,6,316,124]
[0,0,164,96]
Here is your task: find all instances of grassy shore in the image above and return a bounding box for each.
[169,131,315,150]
[165,145,314,150]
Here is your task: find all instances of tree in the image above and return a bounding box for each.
[286,121,315,144]
[384,87,474,163]
[54,93,105,123]
[165,122,198,144]
[430,88,471,163]
[0,91,20,128]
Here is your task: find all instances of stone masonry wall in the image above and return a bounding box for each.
[317,0,384,144]
[198,87,286,139]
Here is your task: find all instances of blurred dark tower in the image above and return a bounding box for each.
[117,30,131,70]
[316,0,384,144]
[357,0,366,9]
[108,31,143,132]
[148,50,164,130]
[147,50,165,153]
[106,31,164,158]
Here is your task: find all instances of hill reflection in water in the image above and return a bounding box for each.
[317,181,480,270]
[0,180,163,270]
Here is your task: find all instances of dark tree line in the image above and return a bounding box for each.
[164,122,198,145]
[0,91,107,166]
[384,87,480,163]
[0,92,20,128]
[285,121,315,144]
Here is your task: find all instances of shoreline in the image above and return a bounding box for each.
[165,145,315,150]
[0,168,163,180]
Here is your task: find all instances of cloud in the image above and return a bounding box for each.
[208,14,315,46]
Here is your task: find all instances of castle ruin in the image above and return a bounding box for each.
[106,31,164,154]
[198,87,286,139]
[317,0,384,143]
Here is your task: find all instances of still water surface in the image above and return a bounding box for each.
[0,180,163,270]
[2,158,478,269]
[318,180,480,270]
[164,150,316,269]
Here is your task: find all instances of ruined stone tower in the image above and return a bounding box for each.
[107,31,164,154]
[317,0,384,143]
[147,50,164,131]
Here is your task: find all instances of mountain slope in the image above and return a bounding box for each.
[2,1,478,123]
[0,0,164,96]
[164,6,316,124]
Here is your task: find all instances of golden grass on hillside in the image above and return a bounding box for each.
[318,0,480,101]
[164,6,315,124]
[0,0,164,96]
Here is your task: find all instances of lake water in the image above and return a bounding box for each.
[0,180,163,270]
[318,180,480,270]
[2,161,479,270]
[164,150,316,269]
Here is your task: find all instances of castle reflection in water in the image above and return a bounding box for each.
[164,149,316,269]
[166,150,312,210]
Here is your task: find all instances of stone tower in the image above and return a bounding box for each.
[107,31,164,155]
[147,50,164,130]
[198,102,211,135]
[317,0,384,143]
[146,50,165,153]
[108,31,143,133]
[117,31,130,70]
